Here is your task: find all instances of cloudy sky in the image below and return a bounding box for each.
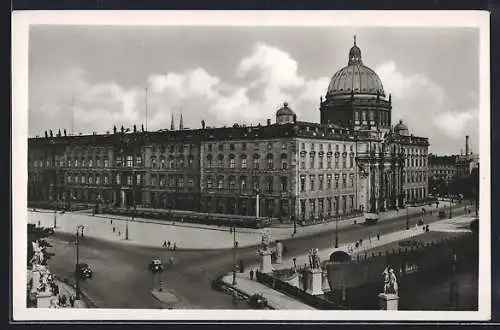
[28,25,479,155]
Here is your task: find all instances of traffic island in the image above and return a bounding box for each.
[150,288,182,309]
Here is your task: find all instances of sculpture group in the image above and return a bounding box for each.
[383,266,398,295]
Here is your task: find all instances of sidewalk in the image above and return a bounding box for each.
[221,273,315,310]
[221,213,475,309]
[28,201,459,250]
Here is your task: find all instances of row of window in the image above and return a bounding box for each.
[354,110,390,126]
[300,173,354,191]
[301,142,353,152]
[205,154,288,170]
[299,195,356,217]
[405,156,427,168]
[205,142,289,152]
[150,156,195,169]
[300,153,354,170]
[65,173,140,186]
[403,171,427,184]
[152,144,195,154]
[205,175,288,193]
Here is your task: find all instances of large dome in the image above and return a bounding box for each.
[327,37,385,97]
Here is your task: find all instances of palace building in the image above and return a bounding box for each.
[28,38,430,222]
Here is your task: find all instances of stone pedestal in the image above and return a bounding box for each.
[378,293,399,310]
[306,268,324,296]
[36,291,53,308]
[259,249,273,274]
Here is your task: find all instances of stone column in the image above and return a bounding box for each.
[378,293,399,310]
[255,194,260,218]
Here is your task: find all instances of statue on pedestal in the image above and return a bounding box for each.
[308,248,321,269]
[31,240,45,265]
[383,266,398,295]
[260,232,270,252]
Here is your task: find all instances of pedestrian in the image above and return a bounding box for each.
[355,242,359,248]
[173,243,176,251]
[118,230,121,236]
[250,269,254,280]
[167,241,171,249]
[377,233,380,241]
[110,219,113,224]
[38,221,41,227]
[113,227,115,233]
[359,238,363,245]
[69,295,75,307]
[60,294,67,307]
[162,240,167,248]
[396,207,399,213]
[53,284,59,296]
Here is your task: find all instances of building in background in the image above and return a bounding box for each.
[428,135,478,196]
[28,38,430,222]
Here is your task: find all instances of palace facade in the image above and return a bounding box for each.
[28,38,430,221]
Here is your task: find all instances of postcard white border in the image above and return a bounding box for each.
[11,10,491,321]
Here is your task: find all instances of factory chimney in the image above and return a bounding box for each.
[465,135,470,156]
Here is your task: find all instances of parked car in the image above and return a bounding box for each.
[249,293,268,309]
[149,258,164,273]
[75,263,92,279]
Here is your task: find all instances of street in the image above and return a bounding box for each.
[44,204,469,309]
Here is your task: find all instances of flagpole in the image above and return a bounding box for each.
[145,87,148,132]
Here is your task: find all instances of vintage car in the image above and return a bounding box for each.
[75,263,93,279]
[248,293,268,309]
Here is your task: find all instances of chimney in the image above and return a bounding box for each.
[267,119,271,126]
[179,113,184,130]
[465,135,470,156]
[170,113,175,130]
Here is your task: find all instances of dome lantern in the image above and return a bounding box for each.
[348,35,363,66]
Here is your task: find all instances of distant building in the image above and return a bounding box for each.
[427,136,478,195]
[28,37,429,222]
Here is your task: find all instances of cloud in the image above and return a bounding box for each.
[375,61,478,154]
[434,110,478,138]
[30,44,478,155]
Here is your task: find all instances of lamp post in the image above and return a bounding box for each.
[75,225,84,300]
[335,211,339,248]
[232,224,237,285]
[449,198,453,219]
[53,199,58,228]
[406,198,409,230]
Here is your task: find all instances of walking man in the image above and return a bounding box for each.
[173,243,176,251]
[162,240,167,248]
[250,269,254,280]
[377,233,380,241]
[113,227,116,233]
[167,241,171,249]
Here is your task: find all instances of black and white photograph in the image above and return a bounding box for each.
[12,11,490,321]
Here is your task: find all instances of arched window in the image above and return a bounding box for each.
[151,157,157,169]
[160,156,166,169]
[240,154,247,169]
[229,154,236,169]
[281,153,287,169]
[253,154,260,169]
[217,154,224,168]
[267,154,274,169]
[206,154,213,168]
